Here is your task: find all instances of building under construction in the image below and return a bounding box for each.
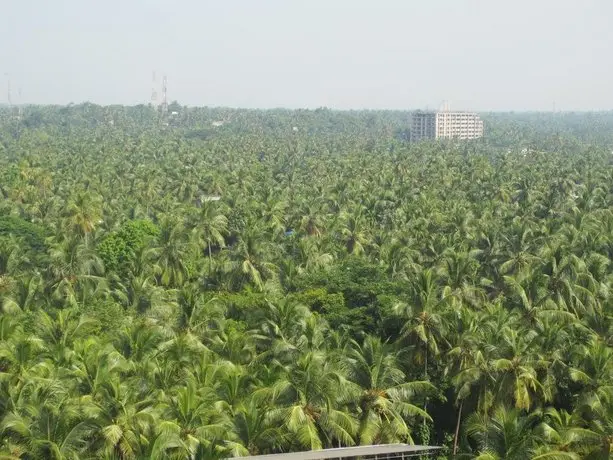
[411,109,484,142]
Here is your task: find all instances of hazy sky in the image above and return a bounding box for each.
[1,0,612,111]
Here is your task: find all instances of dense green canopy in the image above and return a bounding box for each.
[1,104,613,459]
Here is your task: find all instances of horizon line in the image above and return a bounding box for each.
[1,102,612,114]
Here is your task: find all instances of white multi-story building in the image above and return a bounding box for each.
[411,110,484,142]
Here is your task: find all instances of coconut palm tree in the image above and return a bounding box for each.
[264,350,357,450]
[394,269,450,380]
[465,406,546,459]
[190,202,228,272]
[347,336,434,445]
[151,219,190,288]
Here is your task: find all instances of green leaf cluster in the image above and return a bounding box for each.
[0,214,47,252]
[98,219,159,273]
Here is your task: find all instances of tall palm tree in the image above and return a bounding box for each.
[1,373,95,460]
[224,398,289,457]
[490,328,552,411]
[394,269,450,380]
[64,190,103,243]
[264,351,357,450]
[347,336,434,445]
[152,219,190,288]
[464,406,545,460]
[534,407,596,459]
[227,224,277,292]
[190,202,228,272]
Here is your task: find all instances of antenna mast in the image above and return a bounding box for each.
[151,71,158,107]
[161,75,168,115]
[4,73,11,108]
[17,87,22,118]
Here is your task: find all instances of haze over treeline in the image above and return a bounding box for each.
[1,0,612,110]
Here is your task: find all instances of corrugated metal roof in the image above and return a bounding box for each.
[230,444,441,459]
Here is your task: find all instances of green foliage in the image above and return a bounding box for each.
[97,233,128,272]
[299,258,398,307]
[0,214,47,252]
[98,219,159,273]
[218,291,269,322]
[184,128,213,140]
[297,258,402,336]
[292,288,367,335]
[2,105,613,458]
[80,299,126,334]
[292,288,346,314]
[121,219,160,248]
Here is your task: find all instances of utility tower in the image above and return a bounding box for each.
[4,73,19,119]
[16,87,23,118]
[4,73,11,108]
[151,71,158,107]
[161,75,168,115]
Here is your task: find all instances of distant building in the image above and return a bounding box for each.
[411,110,484,142]
[411,111,437,142]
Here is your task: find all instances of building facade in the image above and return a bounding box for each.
[410,111,437,143]
[411,111,484,142]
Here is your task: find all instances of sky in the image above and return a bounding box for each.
[1,0,612,111]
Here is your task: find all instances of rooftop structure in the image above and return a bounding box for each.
[411,109,483,142]
[229,444,441,460]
